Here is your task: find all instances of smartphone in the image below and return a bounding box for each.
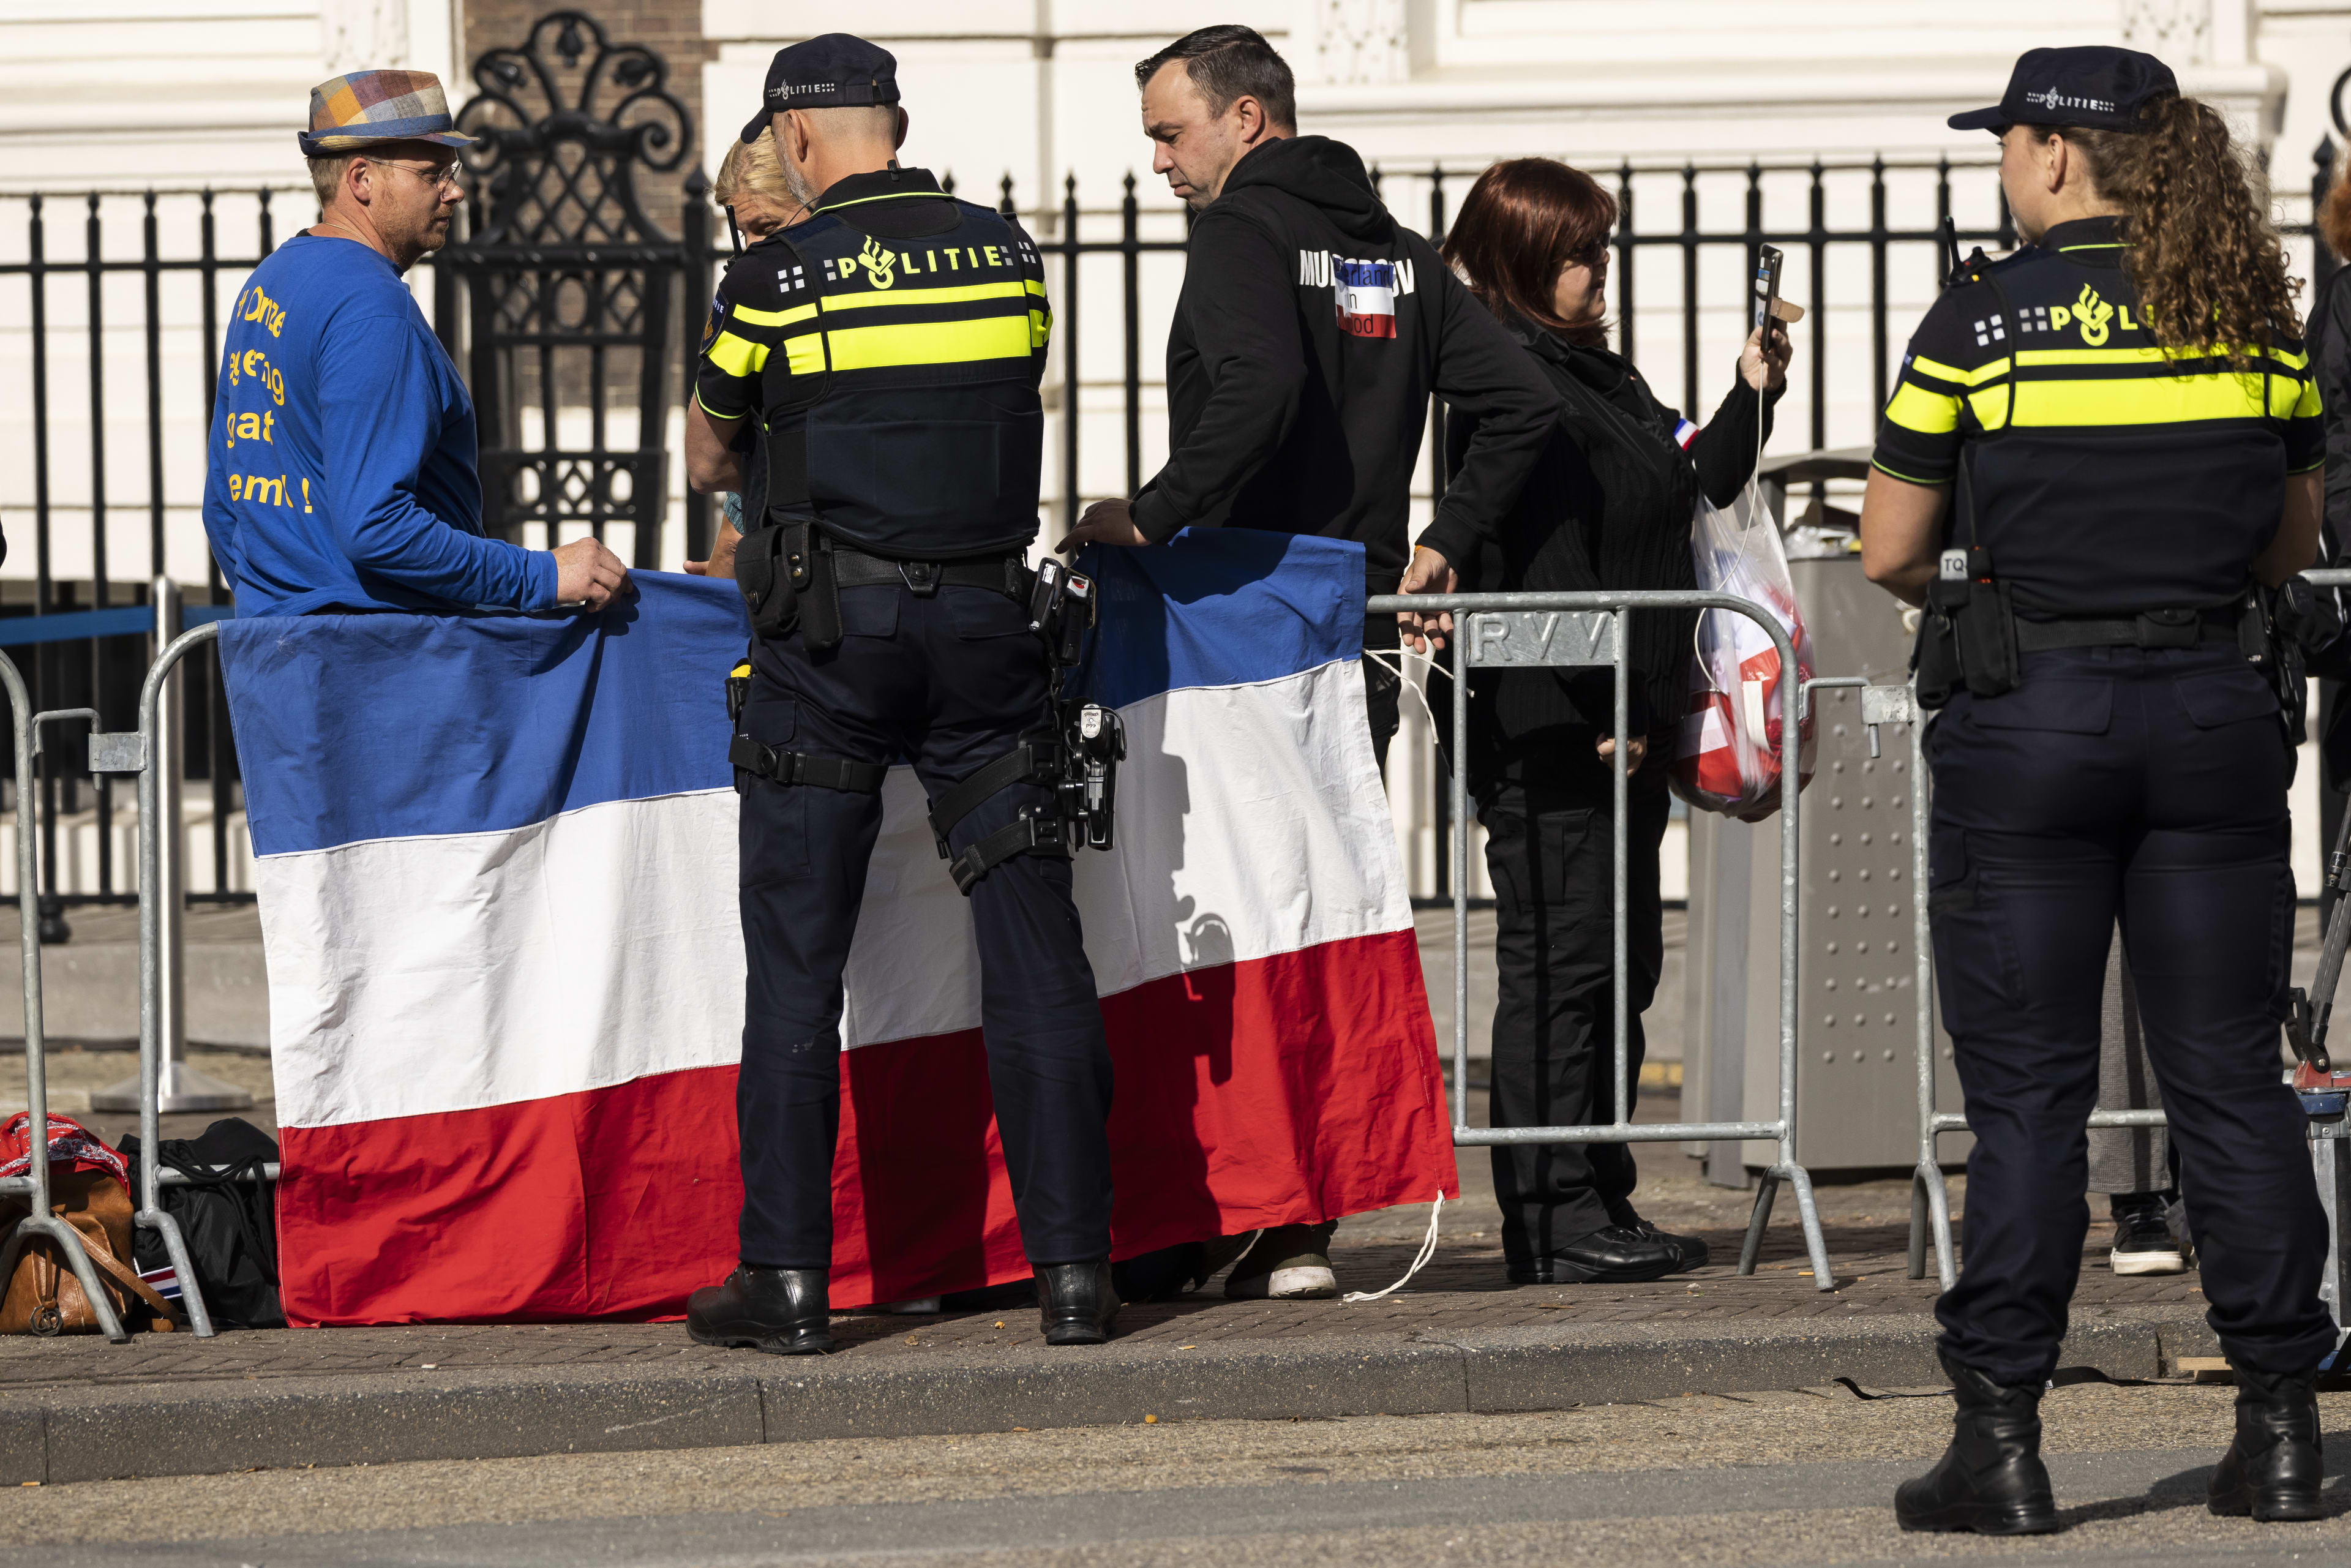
[1752,244,1785,345]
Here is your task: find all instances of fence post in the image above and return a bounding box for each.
[1679,163,1699,419]
[0,653,130,1343]
[1060,173,1081,538]
[1870,156,1890,418]
[681,169,713,566]
[2315,138,2339,294]
[91,581,249,1117]
[1614,162,1635,364]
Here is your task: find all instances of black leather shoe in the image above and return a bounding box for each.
[2207,1364,2325,1521]
[1507,1225,1681,1285]
[1614,1214,1711,1274]
[1036,1259,1119,1345]
[1895,1353,2058,1534]
[686,1266,831,1355]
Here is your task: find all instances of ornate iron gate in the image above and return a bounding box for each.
[431,9,705,569]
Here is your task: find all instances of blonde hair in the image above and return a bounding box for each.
[306,154,356,207]
[714,131,793,212]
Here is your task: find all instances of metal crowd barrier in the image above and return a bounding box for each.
[0,642,216,1340]
[1367,588,1838,1290]
[1893,688,2173,1293]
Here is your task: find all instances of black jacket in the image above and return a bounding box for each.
[1445,320,1777,797]
[1132,137,1555,595]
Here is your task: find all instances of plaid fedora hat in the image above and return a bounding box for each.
[298,70,479,156]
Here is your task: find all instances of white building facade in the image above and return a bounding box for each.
[2,1,2349,897]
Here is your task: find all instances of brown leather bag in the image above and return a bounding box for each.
[0,1168,180,1335]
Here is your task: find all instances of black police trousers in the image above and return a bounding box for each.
[735,582,1115,1272]
[1927,645,2336,1384]
[1479,778,1671,1262]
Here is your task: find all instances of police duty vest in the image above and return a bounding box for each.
[757,190,1051,560]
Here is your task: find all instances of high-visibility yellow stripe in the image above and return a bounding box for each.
[782,331,826,376]
[822,315,1034,370]
[2295,375,2323,418]
[732,301,817,328]
[1024,279,1047,296]
[705,329,768,378]
[2015,344,2309,371]
[692,388,750,421]
[1029,309,1048,348]
[817,190,940,212]
[1909,353,2011,388]
[1884,381,1960,435]
[821,282,1028,312]
[1872,459,1951,486]
[2008,372,2300,427]
[1968,386,2014,430]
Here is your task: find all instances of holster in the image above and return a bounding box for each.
[798,538,843,652]
[1954,578,2020,698]
[735,519,839,648]
[1912,609,1962,710]
[1913,561,2019,707]
[2254,585,2312,747]
[735,522,798,639]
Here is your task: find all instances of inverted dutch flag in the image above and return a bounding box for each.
[1332,258,1398,340]
[1673,418,1700,449]
[221,531,1457,1324]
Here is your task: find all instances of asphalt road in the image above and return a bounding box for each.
[1,1379,2341,1566]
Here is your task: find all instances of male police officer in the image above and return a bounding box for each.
[683,35,1117,1352]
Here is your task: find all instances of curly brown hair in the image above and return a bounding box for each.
[2042,93,2301,366]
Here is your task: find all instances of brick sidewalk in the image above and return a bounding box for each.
[0,1174,2205,1394]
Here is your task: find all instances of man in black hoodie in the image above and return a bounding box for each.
[1061,25,1554,1301]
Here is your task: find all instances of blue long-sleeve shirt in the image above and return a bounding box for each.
[201,235,555,617]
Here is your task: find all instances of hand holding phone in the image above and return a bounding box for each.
[1752,245,1785,347]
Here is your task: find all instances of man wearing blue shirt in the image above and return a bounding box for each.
[203,70,627,617]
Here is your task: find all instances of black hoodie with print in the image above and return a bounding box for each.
[1130,136,1555,598]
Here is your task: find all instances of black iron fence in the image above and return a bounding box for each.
[1,138,2341,918]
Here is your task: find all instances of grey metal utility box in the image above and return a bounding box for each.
[1682,551,1970,1182]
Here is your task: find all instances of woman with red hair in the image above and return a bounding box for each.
[1438,157,1788,1285]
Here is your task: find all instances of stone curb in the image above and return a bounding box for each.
[0,1307,2217,1485]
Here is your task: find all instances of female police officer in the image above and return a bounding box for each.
[1861,46,2334,1533]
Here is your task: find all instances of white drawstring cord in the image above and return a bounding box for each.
[1341,1192,1445,1303]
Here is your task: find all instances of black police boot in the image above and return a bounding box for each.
[1035,1259,1118,1345]
[2207,1364,2325,1521]
[1895,1353,2058,1534]
[686,1266,831,1355]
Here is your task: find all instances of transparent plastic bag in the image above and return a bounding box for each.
[1671,482,1816,820]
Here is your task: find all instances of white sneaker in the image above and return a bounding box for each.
[1223,1222,1340,1299]
[2108,1208,2186,1275]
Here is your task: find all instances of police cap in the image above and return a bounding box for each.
[1948,45,2178,135]
[740,33,901,144]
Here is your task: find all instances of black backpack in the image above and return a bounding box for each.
[120,1117,283,1329]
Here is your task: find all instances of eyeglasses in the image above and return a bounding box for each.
[372,160,465,193]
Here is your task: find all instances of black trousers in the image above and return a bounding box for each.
[1480,778,1671,1260]
[735,582,1116,1271]
[1928,645,2335,1384]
